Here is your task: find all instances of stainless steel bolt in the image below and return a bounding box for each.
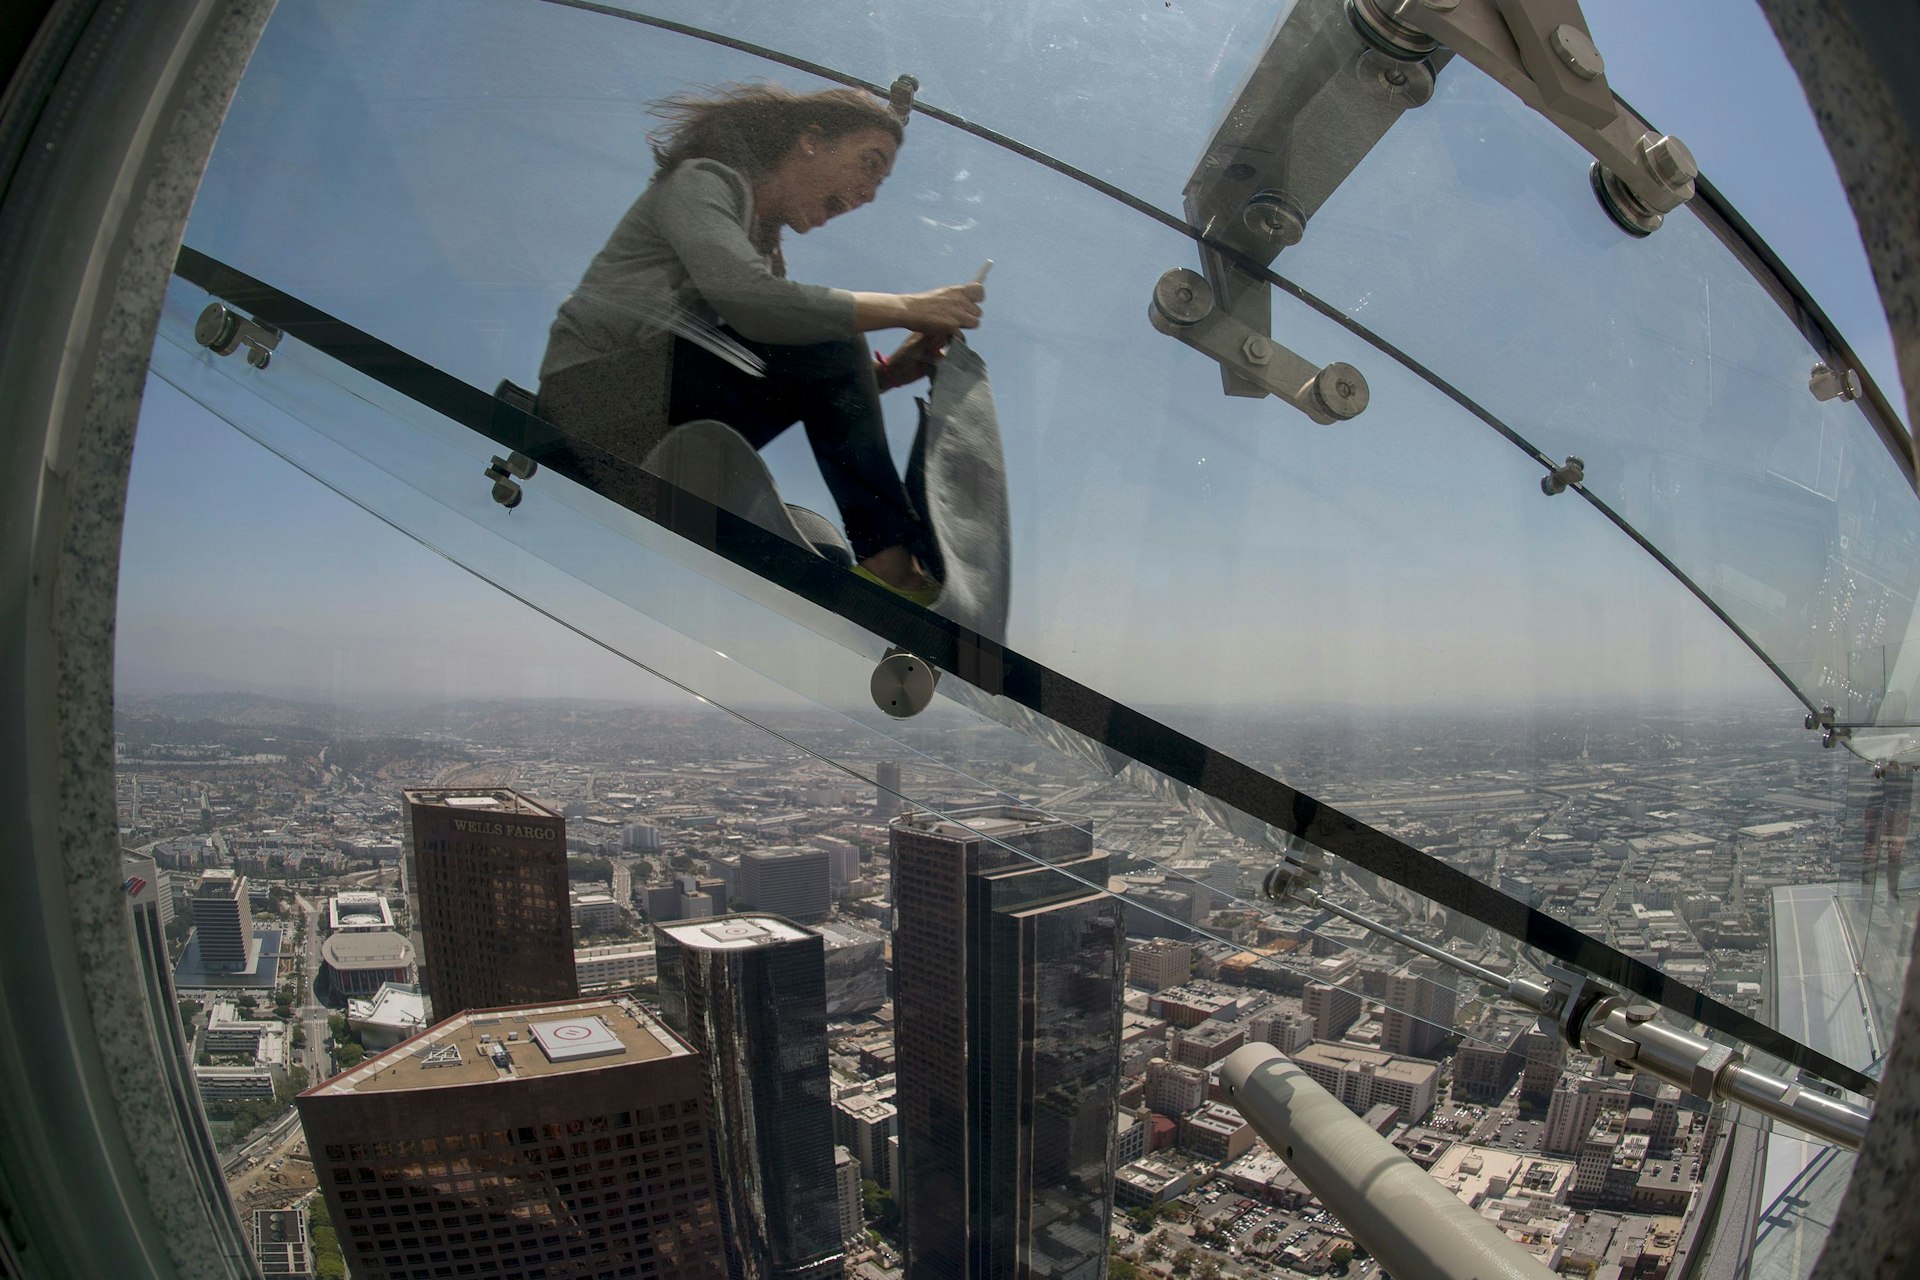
[1242,335,1273,365]
[1549,24,1605,80]
[1639,133,1698,194]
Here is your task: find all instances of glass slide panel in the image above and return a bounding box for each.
[146,283,1481,1055]
[177,1,1893,1071]
[566,0,1920,731]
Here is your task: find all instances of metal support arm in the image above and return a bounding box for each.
[1150,269,1368,423]
[1353,0,1698,233]
[1223,1045,1557,1280]
[1265,869,1874,1149]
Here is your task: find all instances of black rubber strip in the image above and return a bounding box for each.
[168,245,1878,1099]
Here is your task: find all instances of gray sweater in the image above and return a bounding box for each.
[540,158,859,382]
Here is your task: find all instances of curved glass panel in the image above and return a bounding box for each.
[546,0,1920,738]
[171,0,1899,1071]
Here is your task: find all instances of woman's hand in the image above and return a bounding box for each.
[878,331,947,389]
[850,282,984,338]
[903,282,984,335]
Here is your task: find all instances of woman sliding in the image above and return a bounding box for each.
[537,82,985,603]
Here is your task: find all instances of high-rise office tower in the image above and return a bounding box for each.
[734,847,831,925]
[890,807,1125,1279]
[297,996,727,1280]
[1380,958,1458,1059]
[874,761,902,819]
[403,788,576,1019]
[191,869,253,970]
[655,916,842,1280]
[1303,980,1362,1041]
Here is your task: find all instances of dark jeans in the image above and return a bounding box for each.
[668,331,927,565]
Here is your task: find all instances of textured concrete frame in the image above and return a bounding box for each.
[0,1,273,1276]
[1754,3,1920,1277]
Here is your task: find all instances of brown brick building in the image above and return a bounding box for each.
[404,789,576,1019]
[297,996,726,1280]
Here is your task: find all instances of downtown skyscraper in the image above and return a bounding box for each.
[890,807,1125,1279]
[403,788,577,1019]
[655,916,842,1280]
[297,996,727,1279]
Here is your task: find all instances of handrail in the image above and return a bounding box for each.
[167,244,1880,1100]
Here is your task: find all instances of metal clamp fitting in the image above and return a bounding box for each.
[484,452,538,509]
[872,648,937,718]
[1809,362,1862,403]
[194,303,280,370]
[1540,456,1585,495]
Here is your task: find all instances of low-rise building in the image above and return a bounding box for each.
[251,1205,313,1278]
[1292,1041,1439,1125]
[1112,1158,1198,1207]
[573,940,656,991]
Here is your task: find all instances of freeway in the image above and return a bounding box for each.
[1760,883,1880,1210]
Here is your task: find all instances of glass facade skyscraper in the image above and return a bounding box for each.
[655,916,843,1280]
[890,809,1125,1279]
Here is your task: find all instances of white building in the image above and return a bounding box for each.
[326,890,394,933]
[194,1065,275,1103]
[570,891,622,933]
[204,999,289,1067]
[835,1146,863,1243]
[345,982,429,1052]
[573,941,657,991]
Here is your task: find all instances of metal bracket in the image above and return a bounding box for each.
[1809,361,1863,403]
[484,452,538,509]
[1540,456,1584,495]
[1350,0,1697,235]
[888,73,918,122]
[1261,839,1332,903]
[1180,0,1441,399]
[1805,704,1836,732]
[872,648,937,718]
[1151,269,1368,423]
[193,302,280,369]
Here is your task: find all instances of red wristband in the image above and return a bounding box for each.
[874,352,891,389]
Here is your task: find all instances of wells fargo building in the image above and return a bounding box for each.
[404,789,578,1019]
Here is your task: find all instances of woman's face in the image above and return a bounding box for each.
[765,125,899,234]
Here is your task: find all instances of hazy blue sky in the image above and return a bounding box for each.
[120,0,1906,727]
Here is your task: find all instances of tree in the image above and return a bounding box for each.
[308,1194,347,1280]
[860,1179,900,1239]
[1109,1257,1144,1280]
[1172,1246,1197,1276]
[1331,1244,1354,1266]
[275,1067,309,1105]
[334,1041,365,1069]
[235,993,259,1015]
[177,998,202,1033]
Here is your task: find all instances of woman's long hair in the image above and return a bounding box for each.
[648,83,903,179]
